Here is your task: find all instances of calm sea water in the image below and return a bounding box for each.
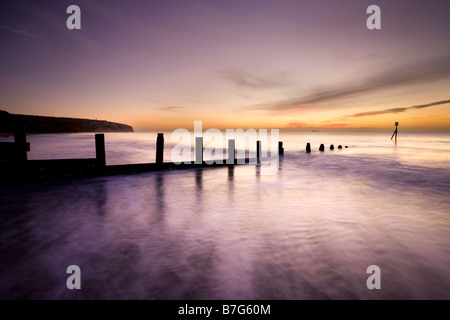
[1,131,449,299]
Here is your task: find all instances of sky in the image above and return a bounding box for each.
[1,0,450,132]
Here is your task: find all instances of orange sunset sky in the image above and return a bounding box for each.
[1,0,450,132]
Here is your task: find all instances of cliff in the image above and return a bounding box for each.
[0,110,134,134]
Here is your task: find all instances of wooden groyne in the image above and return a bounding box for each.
[0,132,282,183]
[0,130,350,183]
[0,126,30,162]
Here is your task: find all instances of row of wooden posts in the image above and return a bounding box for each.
[2,130,347,167]
[306,142,348,153]
[1,131,352,182]
[95,133,347,167]
[95,133,285,167]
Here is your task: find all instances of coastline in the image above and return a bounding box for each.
[0,110,134,135]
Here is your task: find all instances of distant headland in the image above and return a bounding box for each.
[0,110,134,136]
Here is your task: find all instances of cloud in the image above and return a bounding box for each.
[251,55,450,111]
[0,25,46,42]
[156,106,184,112]
[139,98,184,112]
[223,69,289,89]
[319,123,350,128]
[349,108,408,117]
[285,121,309,128]
[410,100,450,109]
[347,99,450,118]
[4,52,21,60]
[2,3,101,58]
[282,120,350,129]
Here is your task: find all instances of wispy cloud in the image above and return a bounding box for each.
[285,121,309,128]
[156,106,184,112]
[282,120,350,129]
[347,99,450,117]
[4,51,21,60]
[411,100,450,109]
[319,123,350,128]
[7,3,101,58]
[251,55,450,111]
[223,69,290,89]
[139,98,184,112]
[0,25,46,42]
[349,107,408,117]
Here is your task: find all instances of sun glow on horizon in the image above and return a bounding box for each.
[1,1,450,132]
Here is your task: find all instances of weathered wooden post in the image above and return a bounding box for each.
[338,145,343,149]
[256,140,261,162]
[306,143,311,153]
[391,122,398,143]
[13,126,29,161]
[330,144,334,150]
[95,133,106,167]
[156,133,164,165]
[278,141,284,155]
[319,144,325,152]
[227,139,235,164]
[195,137,203,164]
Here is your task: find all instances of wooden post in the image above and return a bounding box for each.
[338,145,343,149]
[278,141,284,155]
[13,126,29,161]
[391,122,398,143]
[395,121,398,143]
[95,133,106,167]
[156,133,164,165]
[319,144,325,152]
[256,140,261,162]
[227,139,235,164]
[195,137,203,164]
[306,143,311,153]
[330,144,334,150]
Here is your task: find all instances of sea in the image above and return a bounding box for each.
[0,131,449,299]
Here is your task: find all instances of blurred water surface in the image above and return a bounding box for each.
[1,131,449,299]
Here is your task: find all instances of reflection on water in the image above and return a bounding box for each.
[4,131,449,169]
[1,132,450,299]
